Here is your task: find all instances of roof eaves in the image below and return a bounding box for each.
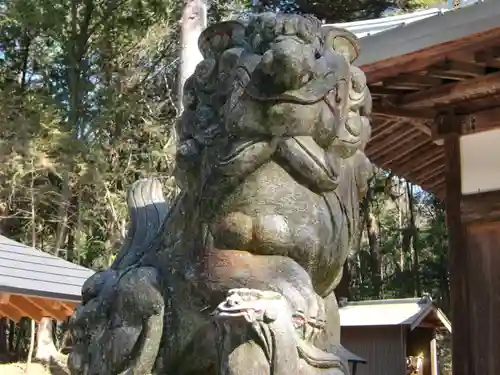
[341,0,500,68]
[343,297,423,306]
[0,285,83,303]
[409,304,453,333]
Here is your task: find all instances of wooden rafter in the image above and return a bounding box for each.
[475,47,500,69]
[9,295,46,322]
[373,105,436,120]
[374,135,429,167]
[385,142,437,167]
[29,296,70,321]
[384,73,442,89]
[367,124,417,157]
[399,71,500,109]
[428,60,485,79]
[0,294,78,322]
[425,176,445,191]
[0,303,23,322]
[405,152,444,176]
[370,119,393,136]
[370,120,399,142]
[370,86,418,96]
[415,164,444,185]
[0,292,10,305]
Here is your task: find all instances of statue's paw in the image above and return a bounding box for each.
[214,288,288,324]
[68,266,165,375]
[300,292,326,342]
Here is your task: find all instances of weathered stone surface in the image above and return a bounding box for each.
[68,12,373,375]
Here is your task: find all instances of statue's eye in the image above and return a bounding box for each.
[315,51,322,60]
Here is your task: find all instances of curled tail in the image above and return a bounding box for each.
[111,178,169,270]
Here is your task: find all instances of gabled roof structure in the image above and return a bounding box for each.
[339,297,452,332]
[0,235,94,321]
[324,0,500,198]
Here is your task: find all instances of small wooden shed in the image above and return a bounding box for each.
[339,297,451,375]
[0,235,93,322]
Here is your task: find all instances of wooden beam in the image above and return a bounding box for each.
[370,119,394,137]
[407,151,444,176]
[475,48,500,69]
[461,107,500,134]
[428,60,485,79]
[372,105,436,120]
[400,71,500,109]
[0,304,23,322]
[369,120,400,143]
[369,86,417,96]
[61,302,78,315]
[388,144,440,172]
[425,176,445,191]
[432,107,500,143]
[374,136,430,168]
[410,154,444,179]
[371,106,433,136]
[28,297,69,321]
[384,74,442,89]
[9,295,45,322]
[0,293,10,305]
[417,165,443,185]
[366,125,417,157]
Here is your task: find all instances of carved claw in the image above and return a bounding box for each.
[214,288,283,324]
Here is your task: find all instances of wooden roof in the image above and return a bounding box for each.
[0,235,93,321]
[0,293,78,322]
[333,1,500,197]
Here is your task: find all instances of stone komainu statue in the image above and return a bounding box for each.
[68,13,374,375]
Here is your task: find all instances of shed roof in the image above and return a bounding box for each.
[339,297,452,332]
[0,235,94,302]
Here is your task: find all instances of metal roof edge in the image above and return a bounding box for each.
[346,0,500,68]
[340,297,426,307]
[0,285,82,303]
[330,8,445,29]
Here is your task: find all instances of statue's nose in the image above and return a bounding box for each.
[257,40,314,92]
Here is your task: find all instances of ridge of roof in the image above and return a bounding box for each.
[342,297,428,306]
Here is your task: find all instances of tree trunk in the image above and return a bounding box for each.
[35,318,58,363]
[178,0,207,114]
[8,321,15,352]
[0,318,7,353]
[362,188,382,298]
[406,181,421,297]
[15,318,27,357]
[335,262,351,301]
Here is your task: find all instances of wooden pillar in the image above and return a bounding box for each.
[430,334,438,375]
[444,126,500,375]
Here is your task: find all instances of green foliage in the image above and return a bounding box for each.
[253,0,435,22]
[0,0,181,267]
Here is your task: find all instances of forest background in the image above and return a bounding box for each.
[0,0,451,372]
